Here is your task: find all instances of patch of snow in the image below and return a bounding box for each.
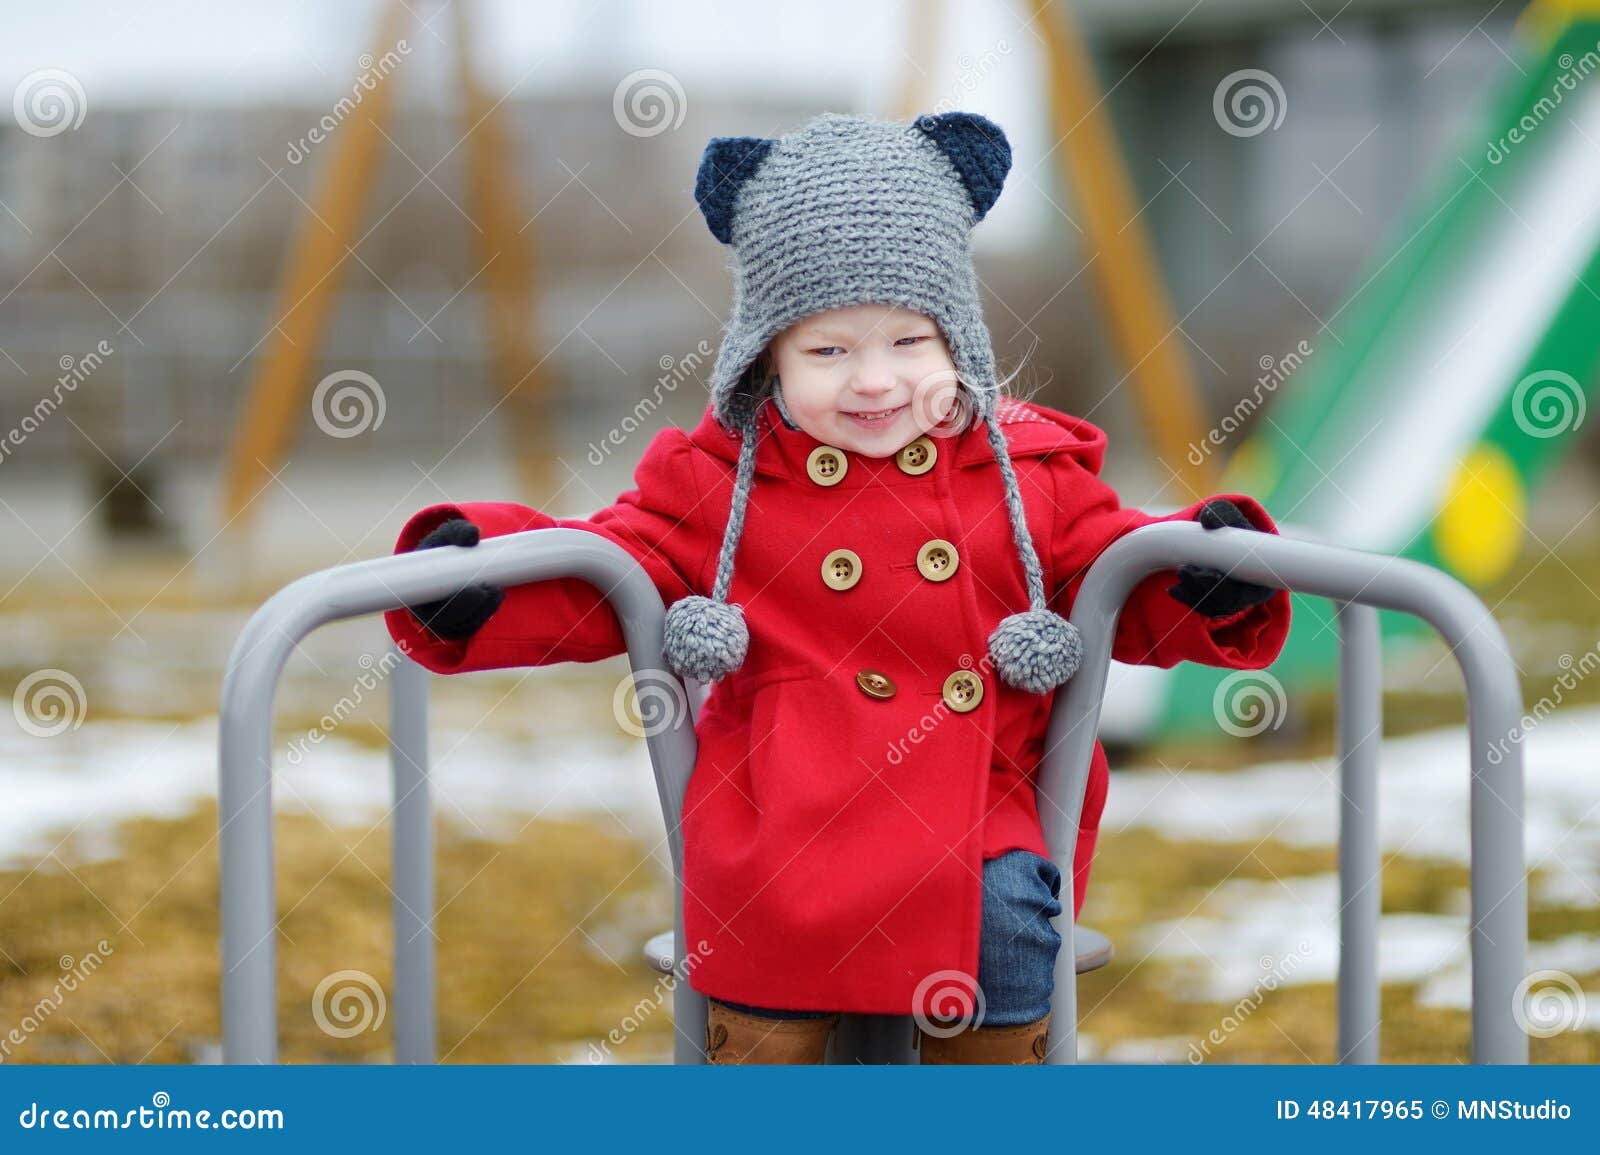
[0,713,669,870]
[1416,935,1600,1027]
[1106,706,1600,903]
[1133,870,1600,1023]
[1134,874,1472,1002]
[1100,1036,1199,1063]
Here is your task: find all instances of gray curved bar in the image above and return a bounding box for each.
[1036,521,1527,1065]
[218,529,705,1064]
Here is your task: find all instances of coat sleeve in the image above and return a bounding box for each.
[1047,453,1291,669]
[382,427,716,675]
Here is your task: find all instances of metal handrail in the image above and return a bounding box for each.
[218,522,1528,1065]
[1038,521,1527,1064]
[218,529,703,1063]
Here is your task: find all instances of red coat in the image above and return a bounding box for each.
[384,395,1291,1015]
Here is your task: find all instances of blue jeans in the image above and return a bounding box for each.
[713,848,1063,1027]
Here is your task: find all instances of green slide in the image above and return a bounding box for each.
[1153,16,1600,736]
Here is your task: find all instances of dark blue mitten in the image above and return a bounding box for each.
[404,517,506,641]
[1166,500,1276,618]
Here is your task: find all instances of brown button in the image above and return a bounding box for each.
[896,435,937,475]
[941,670,984,713]
[806,445,848,486]
[915,539,959,582]
[821,548,862,591]
[856,669,896,700]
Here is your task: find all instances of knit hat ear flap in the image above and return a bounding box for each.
[662,406,762,683]
[918,112,1079,692]
[980,413,1084,694]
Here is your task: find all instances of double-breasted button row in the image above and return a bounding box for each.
[853,666,984,711]
[811,434,968,708]
[806,436,938,488]
[820,538,959,590]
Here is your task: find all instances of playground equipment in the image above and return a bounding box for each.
[219,0,552,533]
[222,0,1228,542]
[1159,12,1600,732]
[1029,0,1218,499]
[218,521,1528,1064]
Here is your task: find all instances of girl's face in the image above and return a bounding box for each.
[766,303,962,458]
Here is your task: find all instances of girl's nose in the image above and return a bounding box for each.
[849,351,897,396]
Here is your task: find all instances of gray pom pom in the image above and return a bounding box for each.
[663,596,750,683]
[987,609,1083,694]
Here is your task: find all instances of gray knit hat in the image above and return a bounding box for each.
[663,109,1083,695]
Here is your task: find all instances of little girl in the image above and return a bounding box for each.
[384,110,1292,1064]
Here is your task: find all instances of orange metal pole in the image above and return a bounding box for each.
[1032,0,1218,499]
[454,0,552,499]
[220,0,411,529]
[894,0,942,122]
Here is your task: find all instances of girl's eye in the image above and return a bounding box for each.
[809,346,843,357]
[895,335,931,347]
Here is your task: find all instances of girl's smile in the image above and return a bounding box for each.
[841,402,908,429]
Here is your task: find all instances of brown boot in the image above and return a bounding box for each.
[703,1000,840,1065]
[915,1012,1050,1064]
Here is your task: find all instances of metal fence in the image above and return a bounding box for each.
[218,521,1528,1064]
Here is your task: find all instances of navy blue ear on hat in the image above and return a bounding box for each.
[695,136,774,244]
[914,112,1012,223]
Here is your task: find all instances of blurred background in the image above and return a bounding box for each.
[1,0,1598,1064]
